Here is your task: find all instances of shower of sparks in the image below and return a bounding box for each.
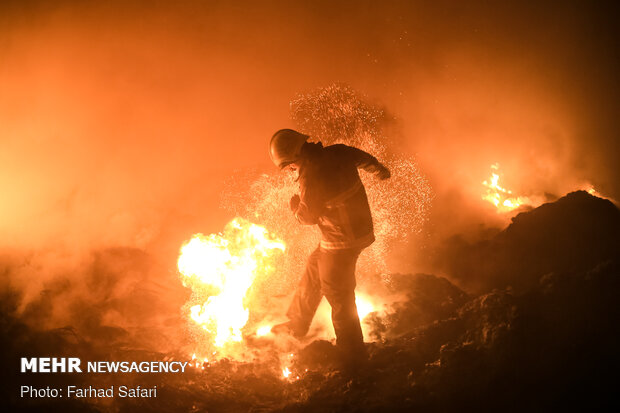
[221,84,433,291]
[290,84,433,280]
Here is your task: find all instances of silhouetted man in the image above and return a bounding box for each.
[269,129,390,368]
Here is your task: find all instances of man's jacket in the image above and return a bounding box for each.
[293,142,382,250]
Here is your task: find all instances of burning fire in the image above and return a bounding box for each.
[304,291,381,343]
[252,293,377,340]
[356,294,375,320]
[482,163,532,213]
[482,164,603,213]
[178,218,285,350]
[255,325,272,337]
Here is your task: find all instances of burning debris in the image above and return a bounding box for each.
[440,190,620,293]
[482,163,540,212]
[3,191,619,411]
[481,163,603,216]
[177,218,285,358]
[1,0,618,410]
[3,77,616,409]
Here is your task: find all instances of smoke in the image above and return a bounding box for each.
[0,4,618,411]
[0,0,618,354]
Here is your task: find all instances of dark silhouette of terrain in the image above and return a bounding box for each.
[2,191,618,411]
[439,190,620,292]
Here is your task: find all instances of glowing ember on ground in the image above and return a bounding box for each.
[282,367,291,378]
[482,163,532,213]
[178,218,285,352]
[585,186,597,196]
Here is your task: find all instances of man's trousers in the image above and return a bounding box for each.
[286,246,366,360]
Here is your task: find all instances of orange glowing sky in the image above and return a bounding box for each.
[1,0,618,258]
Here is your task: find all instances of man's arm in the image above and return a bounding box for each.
[343,145,391,180]
[290,174,322,225]
[292,198,319,225]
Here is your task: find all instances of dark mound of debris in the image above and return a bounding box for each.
[439,190,620,292]
[281,260,620,412]
[3,192,619,412]
[371,273,470,339]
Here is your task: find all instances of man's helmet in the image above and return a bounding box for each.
[269,129,308,169]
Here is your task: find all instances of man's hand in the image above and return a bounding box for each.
[377,164,391,180]
[289,194,301,211]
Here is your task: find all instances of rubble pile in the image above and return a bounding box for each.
[438,190,620,292]
[2,191,619,411]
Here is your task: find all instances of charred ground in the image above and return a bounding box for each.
[2,191,619,412]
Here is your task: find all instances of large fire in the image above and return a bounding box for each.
[178,218,285,350]
[177,217,384,379]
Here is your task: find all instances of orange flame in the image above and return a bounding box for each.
[482,163,532,212]
[178,218,285,351]
[355,293,375,320]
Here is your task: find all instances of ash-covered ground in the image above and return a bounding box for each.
[2,190,619,412]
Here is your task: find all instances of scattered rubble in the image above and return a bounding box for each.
[2,191,619,411]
